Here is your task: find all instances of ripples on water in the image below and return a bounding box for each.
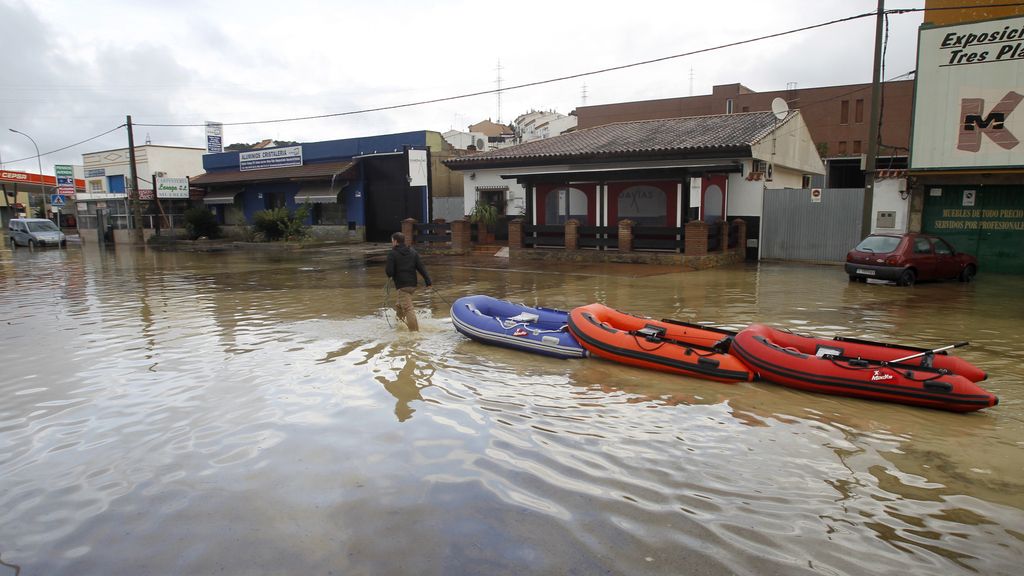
[0,247,1022,575]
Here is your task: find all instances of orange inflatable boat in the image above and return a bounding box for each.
[567,303,753,383]
[731,324,997,412]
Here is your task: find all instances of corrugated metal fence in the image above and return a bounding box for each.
[760,188,864,262]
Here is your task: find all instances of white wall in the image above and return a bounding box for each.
[724,161,809,218]
[870,178,910,233]
[443,131,487,151]
[462,169,527,216]
[148,147,206,178]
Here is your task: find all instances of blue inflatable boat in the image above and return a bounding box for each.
[451,295,586,359]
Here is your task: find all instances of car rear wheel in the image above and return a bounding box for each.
[959,264,977,282]
[897,269,916,287]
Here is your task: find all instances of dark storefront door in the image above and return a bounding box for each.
[922,185,1024,275]
[363,155,425,243]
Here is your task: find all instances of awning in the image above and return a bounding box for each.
[475,185,509,192]
[294,183,342,204]
[203,190,239,205]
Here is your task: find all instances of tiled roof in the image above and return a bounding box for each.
[190,160,358,186]
[446,111,786,168]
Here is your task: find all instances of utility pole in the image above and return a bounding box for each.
[126,115,144,243]
[495,58,503,124]
[861,0,885,238]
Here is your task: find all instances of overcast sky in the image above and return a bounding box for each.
[0,0,924,174]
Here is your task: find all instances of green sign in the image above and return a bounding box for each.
[55,164,75,196]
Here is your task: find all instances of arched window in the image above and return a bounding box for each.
[703,184,724,224]
[618,185,666,226]
[545,187,587,224]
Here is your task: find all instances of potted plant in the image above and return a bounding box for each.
[469,200,499,244]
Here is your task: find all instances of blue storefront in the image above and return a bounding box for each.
[190,131,434,242]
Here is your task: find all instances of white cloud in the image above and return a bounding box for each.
[0,0,924,174]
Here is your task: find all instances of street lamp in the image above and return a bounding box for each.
[9,128,45,219]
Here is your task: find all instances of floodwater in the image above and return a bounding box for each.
[0,244,1022,576]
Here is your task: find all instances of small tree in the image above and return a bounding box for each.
[252,204,310,241]
[184,207,221,240]
[469,200,499,243]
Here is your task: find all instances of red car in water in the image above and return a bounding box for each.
[845,233,978,286]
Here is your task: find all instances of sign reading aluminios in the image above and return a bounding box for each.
[239,146,303,171]
[911,15,1024,170]
[156,176,190,199]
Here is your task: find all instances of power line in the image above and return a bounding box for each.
[4,123,126,166]
[11,2,1024,160]
[131,3,1024,129]
[135,9,884,128]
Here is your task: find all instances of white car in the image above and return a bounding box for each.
[7,218,66,248]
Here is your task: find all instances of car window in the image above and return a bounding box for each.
[934,239,953,255]
[855,236,901,253]
[27,221,59,232]
[913,237,932,254]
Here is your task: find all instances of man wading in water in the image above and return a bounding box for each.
[385,232,432,331]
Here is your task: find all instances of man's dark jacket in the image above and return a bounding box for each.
[386,244,432,289]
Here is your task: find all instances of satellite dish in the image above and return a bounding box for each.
[771,97,790,120]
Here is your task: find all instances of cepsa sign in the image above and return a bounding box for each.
[911,15,1024,170]
[1,171,31,182]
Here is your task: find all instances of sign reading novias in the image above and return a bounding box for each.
[911,15,1024,170]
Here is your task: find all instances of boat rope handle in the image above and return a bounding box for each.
[825,359,947,383]
[495,317,568,334]
[633,334,667,352]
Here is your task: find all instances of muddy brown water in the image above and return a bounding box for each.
[1,245,1021,575]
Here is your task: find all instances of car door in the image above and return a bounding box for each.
[910,236,937,280]
[11,221,25,245]
[932,238,960,279]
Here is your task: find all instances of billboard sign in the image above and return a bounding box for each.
[408,149,428,186]
[156,176,190,199]
[55,165,76,196]
[239,146,303,171]
[206,121,223,153]
[911,15,1024,170]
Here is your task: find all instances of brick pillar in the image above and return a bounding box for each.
[618,219,634,252]
[401,218,416,245]
[508,218,524,250]
[732,218,747,253]
[685,220,708,256]
[720,220,730,253]
[451,220,471,251]
[565,219,579,250]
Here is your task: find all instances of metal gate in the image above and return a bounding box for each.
[922,185,1024,275]
[761,188,864,262]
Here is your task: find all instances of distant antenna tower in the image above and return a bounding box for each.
[689,66,694,96]
[581,84,588,106]
[495,58,504,123]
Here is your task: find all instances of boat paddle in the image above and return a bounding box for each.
[885,341,969,365]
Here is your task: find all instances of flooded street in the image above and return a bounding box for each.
[1,245,1022,575]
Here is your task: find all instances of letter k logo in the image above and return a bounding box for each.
[958,91,1023,152]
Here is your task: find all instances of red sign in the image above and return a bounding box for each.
[0,170,85,190]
